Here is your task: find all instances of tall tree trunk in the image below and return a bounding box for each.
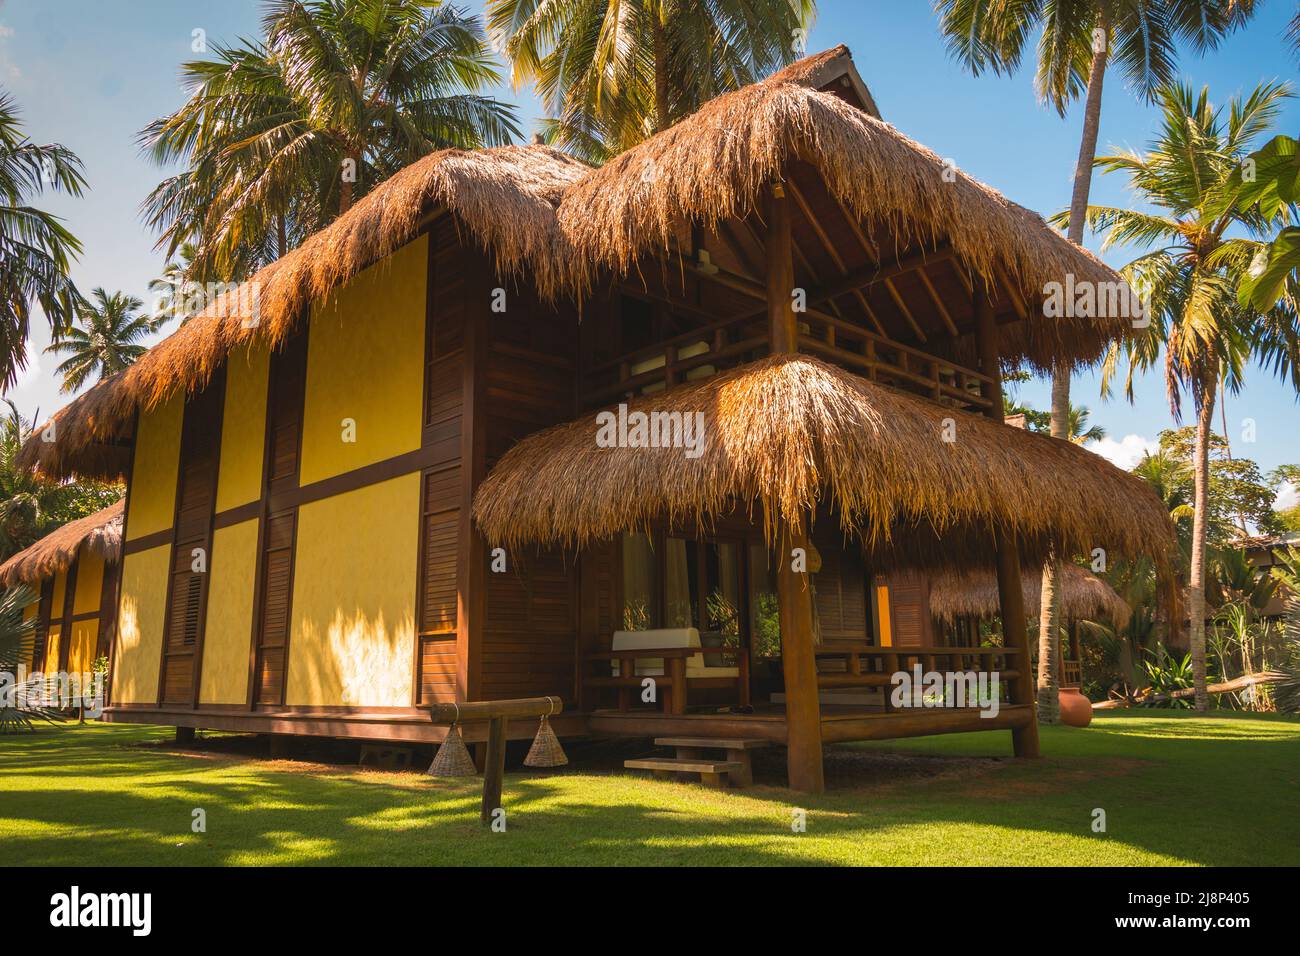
[652,17,669,133]
[1038,11,1109,724]
[339,148,361,215]
[1189,388,1215,711]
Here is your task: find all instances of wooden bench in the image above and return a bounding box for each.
[624,757,743,789]
[655,736,767,787]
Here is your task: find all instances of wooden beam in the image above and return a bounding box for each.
[767,184,797,351]
[777,520,825,793]
[787,180,887,336]
[884,278,927,343]
[806,243,954,310]
[766,181,824,792]
[917,267,960,337]
[481,715,507,824]
[974,289,1039,759]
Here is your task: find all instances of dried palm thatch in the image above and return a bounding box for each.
[929,562,1132,625]
[556,57,1123,372]
[473,355,1174,571]
[0,499,124,588]
[19,145,589,481]
[21,45,1128,484]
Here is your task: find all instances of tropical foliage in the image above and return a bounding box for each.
[1075,80,1300,710]
[0,583,63,733]
[44,288,164,392]
[0,401,122,561]
[142,0,518,284]
[0,90,87,389]
[487,0,815,163]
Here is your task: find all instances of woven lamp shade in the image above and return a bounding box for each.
[427,722,477,777]
[523,715,568,768]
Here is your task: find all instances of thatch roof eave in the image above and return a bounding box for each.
[0,499,125,589]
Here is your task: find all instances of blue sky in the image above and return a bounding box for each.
[1,0,1296,505]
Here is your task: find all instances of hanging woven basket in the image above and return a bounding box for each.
[427,721,477,777]
[523,708,568,768]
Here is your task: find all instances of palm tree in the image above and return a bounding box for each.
[0,582,63,733]
[44,288,161,393]
[1081,81,1300,710]
[936,0,1258,723]
[148,242,201,324]
[487,0,815,163]
[142,0,518,283]
[0,91,87,389]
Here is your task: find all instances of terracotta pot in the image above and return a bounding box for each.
[1057,687,1093,728]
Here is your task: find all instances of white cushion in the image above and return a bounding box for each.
[611,628,739,678]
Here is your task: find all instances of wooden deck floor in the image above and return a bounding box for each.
[587,703,1033,744]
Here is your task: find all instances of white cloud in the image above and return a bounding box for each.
[0,25,14,40]
[1085,433,1159,470]
[1275,480,1300,513]
[7,353,41,395]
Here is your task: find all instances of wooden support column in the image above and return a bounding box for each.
[767,181,825,793]
[974,289,1040,758]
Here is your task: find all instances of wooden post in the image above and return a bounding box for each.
[767,181,825,793]
[767,183,798,353]
[974,289,1040,758]
[481,715,508,824]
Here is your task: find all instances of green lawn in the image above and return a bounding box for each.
[2,712,1297,866]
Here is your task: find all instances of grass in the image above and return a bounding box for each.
[2,711,1297,866]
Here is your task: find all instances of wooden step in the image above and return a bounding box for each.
[624,757,743,789]
[653,737,768,750]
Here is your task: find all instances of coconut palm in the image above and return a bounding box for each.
[0,91,87,390]
[148,242,201,325]
[1236,133,1299,313]
[487,0,815,163]
[1078,81,1300,711]
[936,0,1258,722]
[0,582,63,733]
[44,288,162,393]
[142,0,518,283]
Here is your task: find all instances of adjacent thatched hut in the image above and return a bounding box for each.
[929,562,1131,625]
[0,500,123,676]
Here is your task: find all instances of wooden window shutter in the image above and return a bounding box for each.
[812,524,867,642]
[416,466,459,704]
[251,329,308,708]
[159,371,225,705]
[887,570,933,649]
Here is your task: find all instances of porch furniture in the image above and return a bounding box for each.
[624,756,744,789]
[585,628,749,715]
[655,736,768,787]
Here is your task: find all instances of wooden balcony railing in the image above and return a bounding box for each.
[581,308,993,413]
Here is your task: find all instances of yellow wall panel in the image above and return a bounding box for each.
[67,620,98,676]
[72,551,104,615]
[286,473,418,707]
[299,235,427,486]
[126,391,185,540]
[50,570,66,618]
[113,545,171,704]
[44,625,61,672]
[216,344,270,512]
[199,518,258,704]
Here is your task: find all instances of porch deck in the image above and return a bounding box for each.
[588,702,1034,745]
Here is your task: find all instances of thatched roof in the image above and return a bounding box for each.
[929,562,1132,625]
[21,45,1127,482]
[554,56,1120,370]
[0,499,124,589]
[472,355,1174,571]
[19,144,589,481]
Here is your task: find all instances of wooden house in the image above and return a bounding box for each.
[927,563,1132,688]
[19,48,1172,791]
[0,500,123,679]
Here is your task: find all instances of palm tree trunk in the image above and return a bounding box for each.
[1189,389,1215,711]
[652,18,669,133]
[1038,9,1109,724]
[339,148,361,215]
